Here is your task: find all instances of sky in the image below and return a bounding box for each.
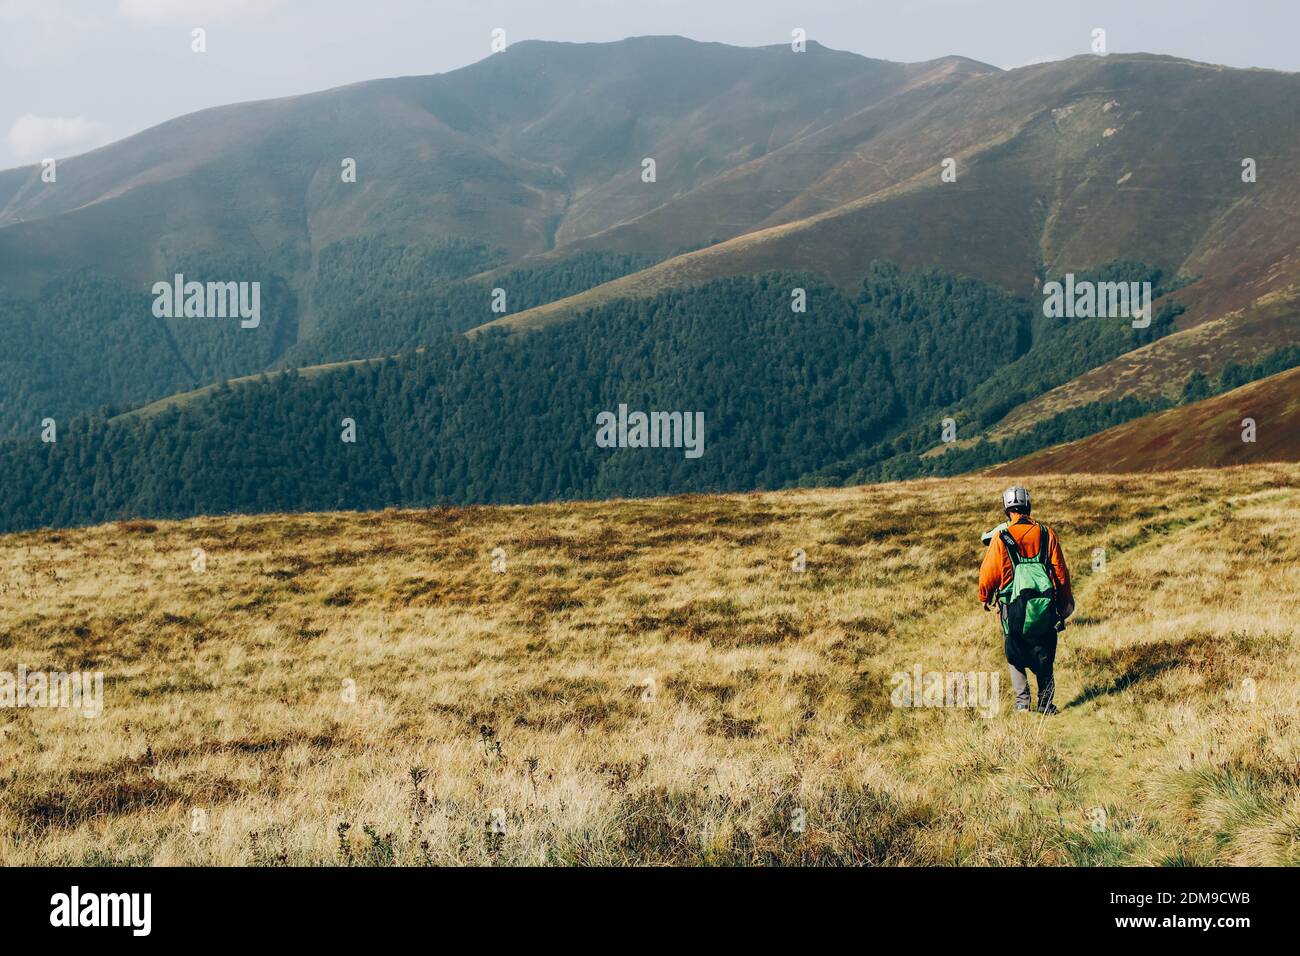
[1,0,1295,170]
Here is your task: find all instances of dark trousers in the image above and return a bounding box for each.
[1002,607,1058,711]
[1007,659,1055,710]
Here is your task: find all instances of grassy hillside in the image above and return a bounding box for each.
[991,365,1300,475]
[1,465,1296,865]
[989,283,1300,437]
[474,53,1300,340]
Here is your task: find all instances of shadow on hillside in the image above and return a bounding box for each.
[1065,634,1217,709]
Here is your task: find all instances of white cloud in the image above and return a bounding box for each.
[7,114,109,161]
[116,0,285,24]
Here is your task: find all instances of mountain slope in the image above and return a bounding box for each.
[989,365,1300,474]
[474,53,1300,337]
[0,38,930,296]
[988,281,1300,436]
[0,268,1040,532]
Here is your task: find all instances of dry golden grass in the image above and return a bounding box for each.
[1,466,1297,866]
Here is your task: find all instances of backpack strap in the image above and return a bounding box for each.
[1035,524,1051,565]
[998,529,1022,566]
[1038,524,1061,592]
[1039,524,1062,624]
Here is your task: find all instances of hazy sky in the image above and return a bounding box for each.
[1,0,1294,169]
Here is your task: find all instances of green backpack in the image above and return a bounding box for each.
[998,524,1059,645]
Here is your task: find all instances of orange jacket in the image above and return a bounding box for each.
[978,513,1073,607]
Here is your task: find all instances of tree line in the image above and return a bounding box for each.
[0,260,1206,531]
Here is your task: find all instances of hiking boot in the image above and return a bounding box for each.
[1013,704,1029,713]
[1038,703,1059,716]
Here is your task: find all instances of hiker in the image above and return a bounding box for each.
[978,487,1074,714]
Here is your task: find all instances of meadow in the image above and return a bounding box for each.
[0,465,1296,865]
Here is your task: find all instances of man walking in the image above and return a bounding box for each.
[978,487,1074,714]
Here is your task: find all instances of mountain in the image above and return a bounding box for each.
[0,37,994,433]
[0,38,947,296]
[475,53,1300,334]
[0,36,1297,526]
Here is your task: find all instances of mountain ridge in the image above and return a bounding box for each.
[0,35,1295,515]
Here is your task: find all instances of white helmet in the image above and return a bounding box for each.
[1002,486,1031,514]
